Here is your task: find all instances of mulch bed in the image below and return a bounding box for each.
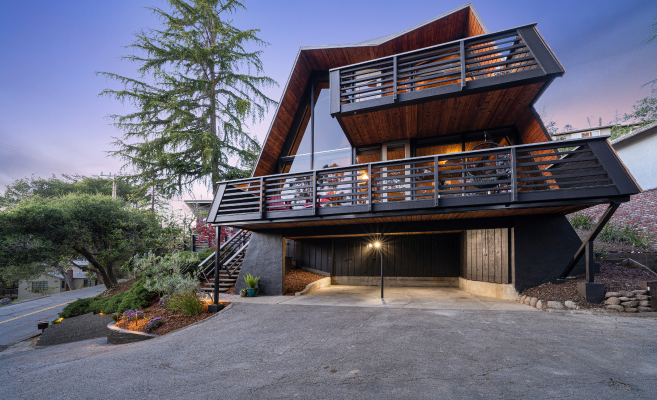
[284,269,326,296]
[521,261,657,309]
[114,297,229,335]
[96,279,136,298]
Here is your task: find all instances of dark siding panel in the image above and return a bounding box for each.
[461,228,510,284]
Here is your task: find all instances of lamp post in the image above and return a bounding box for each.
[374,240,383,298]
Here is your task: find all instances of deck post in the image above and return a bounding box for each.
[367,164,372,211]
[434,155,440,207]
[259,177,264,219]
[312,171,317,215]
[207,225,223,312]
[560,202,620,279]
[510,147,517,202]
[393,56,398,101]
[460,40,466,90]
[585,240,595,283]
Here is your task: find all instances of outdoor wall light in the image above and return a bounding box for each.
[359,172,369,181]
[374,241,381,248]
[367,243,372,248]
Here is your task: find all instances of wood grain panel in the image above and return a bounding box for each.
[338,84,544,147]
[254,6,486,177]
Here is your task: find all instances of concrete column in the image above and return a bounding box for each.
[235,232,286,296]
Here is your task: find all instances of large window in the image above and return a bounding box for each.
[281,80,352,173]
[31,281,48,292]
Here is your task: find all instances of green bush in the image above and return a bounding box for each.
[599,222,654,250]
[59,298,95,319]
[59,279,157,318]
[568,213,594,230]
[166,289,204,316]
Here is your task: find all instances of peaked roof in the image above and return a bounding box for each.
[253,3,488,177]
[610,121,657,148]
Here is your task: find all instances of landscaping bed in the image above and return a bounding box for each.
[284,269,326,296]
[113,297,224,335]
[520,261,657,309]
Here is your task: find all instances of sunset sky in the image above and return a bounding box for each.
[1,0,655,207]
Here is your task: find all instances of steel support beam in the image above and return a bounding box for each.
[560,202,620,279]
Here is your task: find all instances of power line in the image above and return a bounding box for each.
[0,141,88,168]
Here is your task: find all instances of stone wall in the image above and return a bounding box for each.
[575,188,657,234]
[603,290,652,313]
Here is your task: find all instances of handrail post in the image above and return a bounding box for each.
[434,155,440,207]
[259,177,264,219]
[510,147,517,202]
[460,40,466,90]
[312,171,317,215]
[367,164,372,211]
[393,56,398,101]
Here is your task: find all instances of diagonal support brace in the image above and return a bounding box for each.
[560,202,620,279]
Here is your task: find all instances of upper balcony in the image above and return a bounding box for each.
[206,137,640,230]
[329,24,564,118]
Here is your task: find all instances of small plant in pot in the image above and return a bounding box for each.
[244,273,260,297]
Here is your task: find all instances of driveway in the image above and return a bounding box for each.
[0,285,105,348]
[1,301,655,399]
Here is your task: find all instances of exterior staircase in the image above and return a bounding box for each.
[196,229,251,294]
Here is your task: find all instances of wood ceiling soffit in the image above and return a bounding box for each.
[253,6,487,177]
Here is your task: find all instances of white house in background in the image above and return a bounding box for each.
[551,123,640,141]
[17,261,97,300]
[610,121,657,191]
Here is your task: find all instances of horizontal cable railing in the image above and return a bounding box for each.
[331,25,544,114]
[212,138,623,222]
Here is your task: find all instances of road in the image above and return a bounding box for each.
[0,285,105,348]
[1,301,656,399]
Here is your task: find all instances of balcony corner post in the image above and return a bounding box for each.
[460,40,466,90]
[434,155,440,207]
[393,56,398,102]
[367,164,372,211]
[510,147,518,202]
[259,177,264,219]
[312,170,317,216]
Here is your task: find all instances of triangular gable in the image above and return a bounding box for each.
[253,3,487,177]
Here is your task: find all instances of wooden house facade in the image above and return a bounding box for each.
[206,4,640,300]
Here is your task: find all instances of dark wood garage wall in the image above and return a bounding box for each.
[460,229,511,284]
[293,233,460,277]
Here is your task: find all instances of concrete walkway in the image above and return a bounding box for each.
[0,285,106,348]
[287,286,531,310]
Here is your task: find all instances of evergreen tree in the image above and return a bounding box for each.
[98,0,277,197]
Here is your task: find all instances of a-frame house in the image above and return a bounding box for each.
[206,4,640,301]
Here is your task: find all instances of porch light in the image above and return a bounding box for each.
[359,172,369,181]
[374,241,381,248]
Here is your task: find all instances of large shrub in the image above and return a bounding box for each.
[59,279,157,318]
[59,298,95,319]
[131,252,200,297]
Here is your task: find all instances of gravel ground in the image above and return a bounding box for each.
[1,302,656,399]
[521,261,657,309]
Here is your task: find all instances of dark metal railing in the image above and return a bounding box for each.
[209,137,635,224]
[330,24,562,116]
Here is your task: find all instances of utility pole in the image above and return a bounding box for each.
[100,172,118,198]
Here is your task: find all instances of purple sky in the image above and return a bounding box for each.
[1,0,656,205]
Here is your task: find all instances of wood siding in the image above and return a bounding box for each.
[253,6,486,177]
[461,229,510,284]
[338,84,544,146]
[293,233,460,277]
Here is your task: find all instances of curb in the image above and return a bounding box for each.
[295,277,331,296]
[107,322,158,345]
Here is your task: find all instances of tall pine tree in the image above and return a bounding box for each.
[99,0,277,197]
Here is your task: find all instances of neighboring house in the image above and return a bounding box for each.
[551,123,639,141]
[17,262,97,300]
[205,4,640,299]
[184,199,234,250]
[610,121,657,191]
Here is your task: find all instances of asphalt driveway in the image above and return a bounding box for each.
[1,301,655,399]
[0,285,106,348]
